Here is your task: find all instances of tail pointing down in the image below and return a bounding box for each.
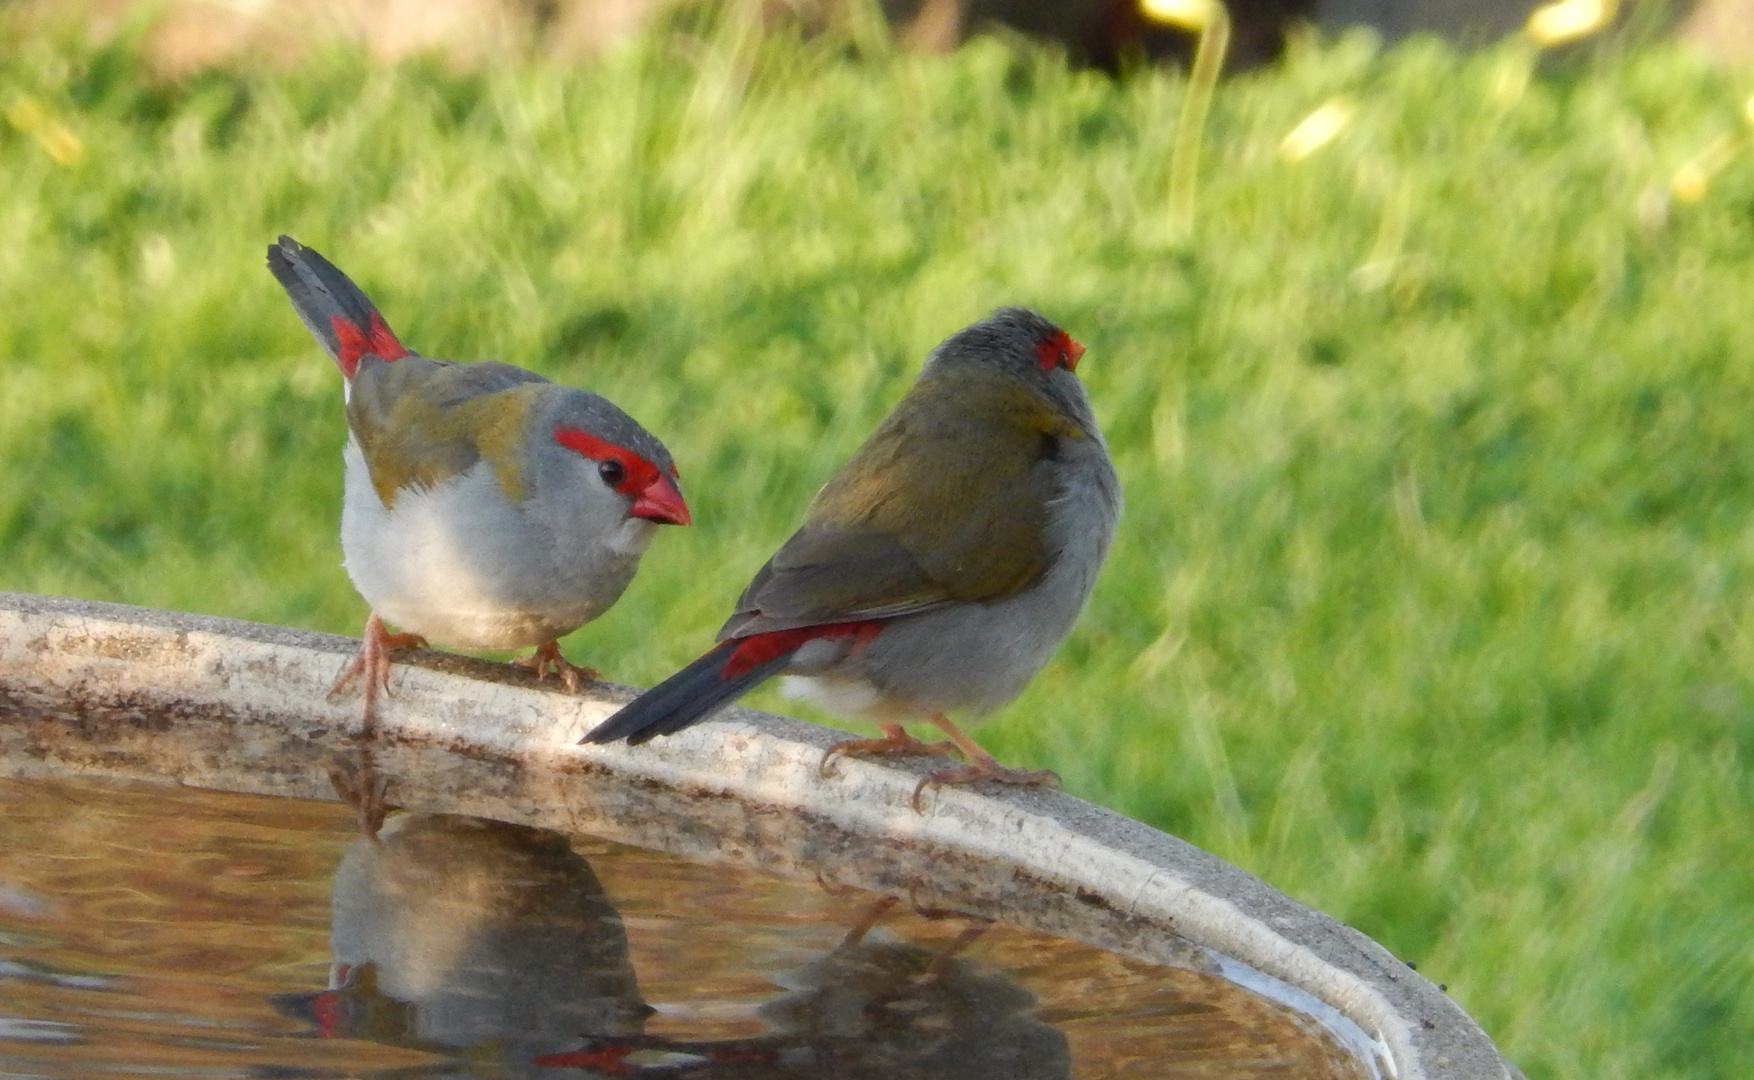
[582,640,796,746]
[267,235,408,379]
[583,620,884,746]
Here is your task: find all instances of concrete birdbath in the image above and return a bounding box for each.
[0,592,1518,1079]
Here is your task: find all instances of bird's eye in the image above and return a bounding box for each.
[598,459,626,487]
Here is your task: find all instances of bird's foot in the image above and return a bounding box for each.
[819,724,961,778]
[923,920,994,978]
[326,746,394,841]
[513,641,599,692]
[838,896,901,947]
[328,615,428,731]
[911,760,1061,812]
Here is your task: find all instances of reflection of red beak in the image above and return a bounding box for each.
[312,990,345,1039]
[630,474,691,526]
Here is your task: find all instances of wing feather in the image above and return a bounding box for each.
[719,369,1082,639]
[347,358,552,506]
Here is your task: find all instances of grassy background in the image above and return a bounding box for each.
[4,10,1753,1077]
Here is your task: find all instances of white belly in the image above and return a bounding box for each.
[338,443,647,650]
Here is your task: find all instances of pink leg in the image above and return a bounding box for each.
[325,746,391,841]
[819,722,963,778]
[839,896,901,948]
[326,614,424,839]
[328,613,428,734]
[910,713,1060,811]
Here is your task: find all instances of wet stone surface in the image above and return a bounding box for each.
[0,776,1369,1079]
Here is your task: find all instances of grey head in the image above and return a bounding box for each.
[519,387,690,536]
[921,307,1100,436]
[530,390,679,486]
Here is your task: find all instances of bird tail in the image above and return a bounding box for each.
[267,235,409,380]
[582,640,795,746]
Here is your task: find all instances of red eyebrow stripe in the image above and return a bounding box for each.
[331,312,408,379]
[553,425,663,496]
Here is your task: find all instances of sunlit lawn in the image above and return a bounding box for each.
[3,13,1752,1078]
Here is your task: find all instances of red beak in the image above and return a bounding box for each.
[631,474,691,526]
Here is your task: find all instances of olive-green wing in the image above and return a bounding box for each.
[346,357,551,507]
[720,370,1084,638]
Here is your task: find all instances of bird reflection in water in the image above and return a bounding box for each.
[276,813,1069,1079]
[275,813,648,1072]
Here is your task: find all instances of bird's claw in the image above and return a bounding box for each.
[515,641,598,692]
[910,763,1061,812]
[839,896,901,947]
[326,749,393,841]
[818,730,961,779]
[328,617,428,731]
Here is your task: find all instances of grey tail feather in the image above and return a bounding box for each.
[581,641,793,746]
[265,235,385,365]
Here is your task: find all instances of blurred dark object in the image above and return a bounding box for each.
[3,0,1719,78]
[891,0,1696,71]
[1314,0,1690,49]
[882,0,1314,71]
[1316,0,1586,46]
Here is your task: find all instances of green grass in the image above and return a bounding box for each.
[4,11,1753,1077]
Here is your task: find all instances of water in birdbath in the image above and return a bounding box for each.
[0,775,1373,1079]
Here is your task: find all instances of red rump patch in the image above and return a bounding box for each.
[722,621,883,679]
[331,311,408,379]
[531,1045,637,1071]
[1035,329,1085,372]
